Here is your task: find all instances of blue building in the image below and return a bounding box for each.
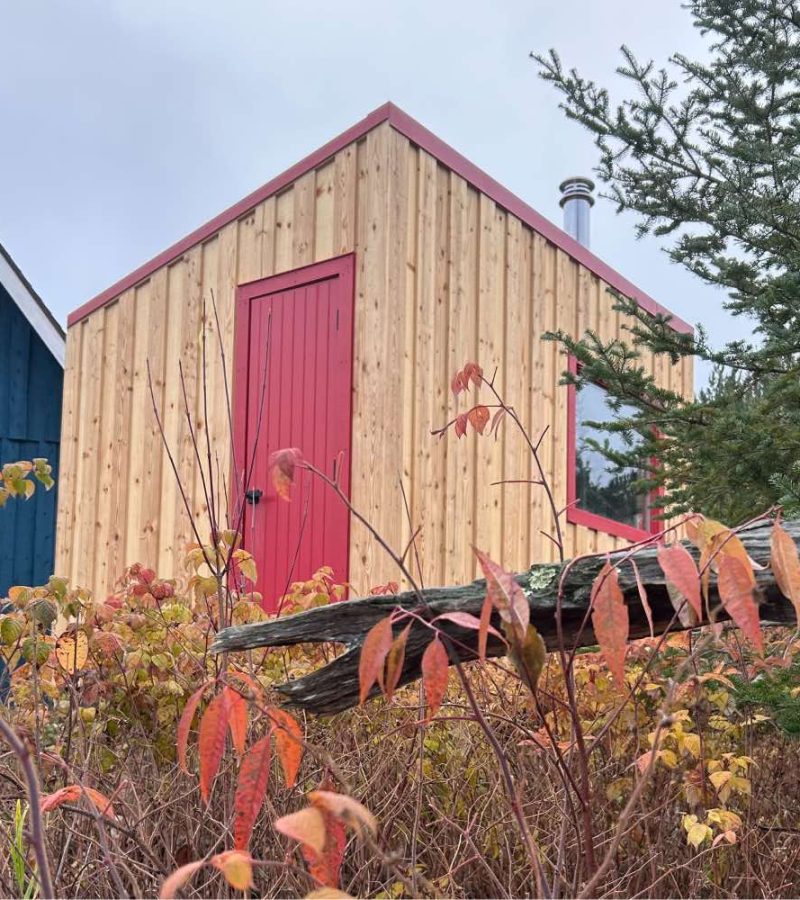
[0,243,64,595]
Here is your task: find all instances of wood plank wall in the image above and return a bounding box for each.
[56,122,692,598]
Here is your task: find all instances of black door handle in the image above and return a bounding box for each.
[245,488,263,505]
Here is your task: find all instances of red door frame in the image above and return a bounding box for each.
[565,356,660,543]
[231,253,356,593]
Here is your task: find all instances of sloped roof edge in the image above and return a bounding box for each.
[67,102,692,335]
[0,242,65,367]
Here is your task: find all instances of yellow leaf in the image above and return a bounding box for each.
[55,631,88,673]
[681,733,701,758]
[211,850,253,891]
[687,823,712,849]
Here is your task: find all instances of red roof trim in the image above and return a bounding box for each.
[68,101,692,334]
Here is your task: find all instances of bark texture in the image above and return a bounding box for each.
[213,518,798,714]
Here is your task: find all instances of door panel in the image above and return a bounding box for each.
[236,255,354,612]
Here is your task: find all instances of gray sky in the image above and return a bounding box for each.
[1,1,746,379]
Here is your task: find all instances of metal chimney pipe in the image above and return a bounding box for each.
[559,176,595,248]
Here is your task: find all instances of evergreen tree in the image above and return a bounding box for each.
[533,0,800,524]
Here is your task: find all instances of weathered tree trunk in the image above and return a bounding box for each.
[212,518,798,714]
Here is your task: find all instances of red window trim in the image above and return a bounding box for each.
[566,356,660,543]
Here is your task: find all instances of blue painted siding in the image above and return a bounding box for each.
[0,283,62,595]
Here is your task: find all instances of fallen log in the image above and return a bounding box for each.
[212,518,798,714]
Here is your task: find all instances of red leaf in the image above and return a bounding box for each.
[590,562,629,688]
[384,623,411,702]
[177,681,212,774]
[454,413,468,439]
[268,447,303,501]
[433,611,505,646]
[478,593,493,662]
[451,370,467,397]
[198,689,230,804]
[82,787,117,819]
[717,555,763,654]
[159,860,206,900]
[771,519,800,625]
[474,548,529,644]
[657,544,703,622]
[462,361,483,387]
[225,686,248,757]
[630,559,654,638]
[422,637,449,719]
[370,581,399,596]
[233,735,271,851]
[268,708,304,788]
[490,407,507,437]
[228,669,266,704]
[467,405,490,435]
[358,616,394,704]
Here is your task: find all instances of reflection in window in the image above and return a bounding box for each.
[575,381,650,531]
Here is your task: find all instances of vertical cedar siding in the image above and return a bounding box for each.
[56,122,692,596]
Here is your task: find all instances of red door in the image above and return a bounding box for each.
[233,255,355,612]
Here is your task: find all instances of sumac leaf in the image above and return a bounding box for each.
[474,548,529,644]
[630,559,654,638]
[198,690,230,805]
[233,735,271,851]
[225,686,248,756]
[177,681,212,774]
[275,806,327,855]
[717,555,763,654]
[358,616,393,704]
[268,708,304,788]
[383,623,411,702]
[657,544,703,622]
[422,637,449,719]
[590,562,629,688]
[771,520,800,625]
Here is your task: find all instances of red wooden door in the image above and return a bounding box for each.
[234,255,355,612]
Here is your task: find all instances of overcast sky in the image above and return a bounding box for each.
[1,1,746,382]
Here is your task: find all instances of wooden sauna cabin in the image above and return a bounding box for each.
[56,102,693,610]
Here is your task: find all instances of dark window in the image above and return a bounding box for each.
[575,381,650,531]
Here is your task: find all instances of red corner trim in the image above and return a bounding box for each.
[565,356,660,543]
[68,101,693,336]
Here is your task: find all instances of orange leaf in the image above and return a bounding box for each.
[177,681,212,774]
[228,669,266,704]
[211,850,254,891]
[233,735,271,851]
[224,687,248,757]
[384,623,411,702]
[309,790,378,836]
[771,520,800,625]
[590,562,629,688]
[474,548,529,643]
[268,708,304,788]
[198,689,230,804]
[422,637,449,719]
[159,860,205,900]
[40,785,81,813]
[268,447,303,501]
[275,806,327,855]
[657,544,703,622]
[630,559,654,638]
[717,555,763,654]
[467,405,490,435]
[41,785,115,819]
[358,616,393,704]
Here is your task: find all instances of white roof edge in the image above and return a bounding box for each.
[0,251,65,368]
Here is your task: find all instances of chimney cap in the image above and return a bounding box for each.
[559,176,595,208]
